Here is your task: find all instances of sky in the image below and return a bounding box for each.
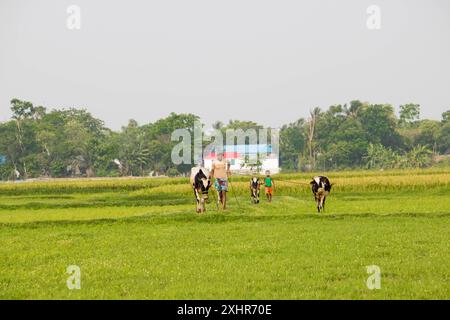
[1,0,449,130]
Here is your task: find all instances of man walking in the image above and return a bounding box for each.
[210,153,231,210]
[264,170,275,202]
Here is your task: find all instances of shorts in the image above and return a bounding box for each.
[214,178,228,192]
[265,187,273,195]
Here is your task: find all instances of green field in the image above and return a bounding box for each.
[0,169,449,299]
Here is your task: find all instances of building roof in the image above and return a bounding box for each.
[204,144,274,160]
[213,144,272,154]
[204,152,239,159]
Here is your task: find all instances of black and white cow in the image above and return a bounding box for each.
[310,176,332,213]
[190,166,211,213]
[250,177,261,204]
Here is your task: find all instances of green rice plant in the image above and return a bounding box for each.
[0,169,449,299]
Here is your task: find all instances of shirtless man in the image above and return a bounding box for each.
[210,153,231,210]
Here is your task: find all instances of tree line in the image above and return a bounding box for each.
[280,101,450,171]
[0,99,449,180]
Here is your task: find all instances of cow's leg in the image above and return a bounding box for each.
[202,193,208,212]
[193,187,198,205]
[314,194,318,212]
[322,197,326,212]
[200,193,207,213]
[193,187,201,213]
[200,197,205,212]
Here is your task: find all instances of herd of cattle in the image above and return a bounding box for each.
[190,165,332,213]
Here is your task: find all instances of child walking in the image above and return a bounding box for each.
[264,170,274,202]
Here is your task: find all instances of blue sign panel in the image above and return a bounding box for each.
[0,155,6,165]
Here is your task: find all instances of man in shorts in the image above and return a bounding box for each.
[210,153,231,210]
[264,170,275,202]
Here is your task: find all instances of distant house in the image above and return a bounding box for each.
[204,144,279,174]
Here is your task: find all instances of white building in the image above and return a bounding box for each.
[203,144,279,174]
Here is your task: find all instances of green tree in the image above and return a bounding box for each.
[399,103,420,127]
[364,144,398,169]
[442,110,450,123]
[0,98,448,180]
[280,119,306,171]
[9,99,45,179]
[415,120,441,153]
[438,122,450,154]
[306,107,321,170]
[115,119,148,176]
[406,145,432,168]
[0,121,22,179]
[358,104,403,148]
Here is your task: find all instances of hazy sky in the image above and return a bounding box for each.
[1,0,449,130]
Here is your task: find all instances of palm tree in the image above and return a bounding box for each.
[307,107,321,170]
[212,121,224,130]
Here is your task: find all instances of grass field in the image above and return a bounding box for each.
[0,169,449,299]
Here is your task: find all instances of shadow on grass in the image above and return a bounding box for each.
[1,210,449,230]
[0,197,192,210]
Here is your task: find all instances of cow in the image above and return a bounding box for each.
[310,176,332,213]
[250,177,261,204]
[190,166,211,213]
